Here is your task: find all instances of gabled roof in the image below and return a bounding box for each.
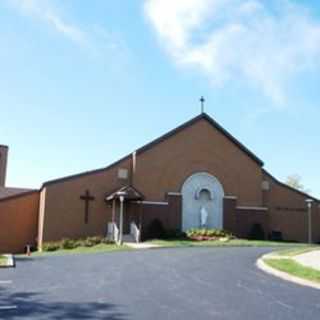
[105,185,144,201]
[136,113,264,166]
[42,113,264,187]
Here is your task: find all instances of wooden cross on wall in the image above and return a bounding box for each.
[80,190,95,224]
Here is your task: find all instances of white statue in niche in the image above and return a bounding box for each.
[200,206,208,227]
[198,189,211,228]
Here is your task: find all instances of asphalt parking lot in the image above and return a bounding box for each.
[0,247,319,320]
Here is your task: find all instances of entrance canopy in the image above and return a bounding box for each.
[105,185,144,245]
[105,185,144,202]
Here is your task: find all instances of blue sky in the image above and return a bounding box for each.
[0,0,319,198]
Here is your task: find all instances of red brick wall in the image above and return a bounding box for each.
[166,194,182,231]
[39,157,131,246]
[128,195,182,239]
[40,118,263,243]
[37,117,319,244]
[223,198,237,234]
[223,198,269,239]
[133,119,263,206]
[263,172,320,243]
[0,192,39,253]
[235,208,269,239]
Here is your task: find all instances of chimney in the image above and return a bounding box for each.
[0,145,8,187]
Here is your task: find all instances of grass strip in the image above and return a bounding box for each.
[264,258,320,284]
[29,243,132,257]
[148,239,314,248]
[0,255,8,267]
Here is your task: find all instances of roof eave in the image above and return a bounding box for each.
[263,169,319,202]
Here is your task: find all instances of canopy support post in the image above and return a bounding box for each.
[112,199,116,223]
[119,196,124,245]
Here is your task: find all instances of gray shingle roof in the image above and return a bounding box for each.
[0,187,34,200]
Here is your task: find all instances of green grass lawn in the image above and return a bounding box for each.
[0,255,8,266]
[18,239,319,258]
[264,258,320,284]
[30,243,132,257]
[147,238,314,248]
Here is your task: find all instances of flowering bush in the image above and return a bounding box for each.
[186,228,234,241]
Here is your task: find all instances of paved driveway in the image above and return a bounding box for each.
[0,247,319,320]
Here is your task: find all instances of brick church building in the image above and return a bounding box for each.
[0,113,319,253]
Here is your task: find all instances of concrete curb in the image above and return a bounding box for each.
[256,255,320,290]
[125,242,161,249]
[0,254,15,268]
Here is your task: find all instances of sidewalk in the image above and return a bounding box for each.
[294,250,320,270]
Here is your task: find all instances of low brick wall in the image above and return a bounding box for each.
[235,208,269,239]
[223,198,269,239]
[130,194,182,239]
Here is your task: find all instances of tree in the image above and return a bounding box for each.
[285,174,310,193]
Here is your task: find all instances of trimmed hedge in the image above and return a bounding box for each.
[42,236,114,252]
[146,219,166,239]
[249,224,265,240]
[42,242,61,252]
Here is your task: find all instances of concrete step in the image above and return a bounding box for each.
[122,234,136,243]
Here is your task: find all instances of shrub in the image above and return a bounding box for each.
[89,236,104,245]
[74,238,86,247]
[42,236,113,252]
[60,238,78,250]
[147,219,166,239]
[164,229,187,239]
[101,238,115,245]
[249,224,265,240]
[83,236,101,247]
[269,230,283,241]
[42,242,60,252]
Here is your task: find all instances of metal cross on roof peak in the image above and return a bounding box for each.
[200,96,205,113]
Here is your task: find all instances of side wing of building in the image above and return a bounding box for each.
[263,170,320,243]
[38,156,132,247]
[0,191,39,253]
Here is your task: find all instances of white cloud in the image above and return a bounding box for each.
[145,0,320,104]
[8,0,87,46]
[6,0,127,59]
